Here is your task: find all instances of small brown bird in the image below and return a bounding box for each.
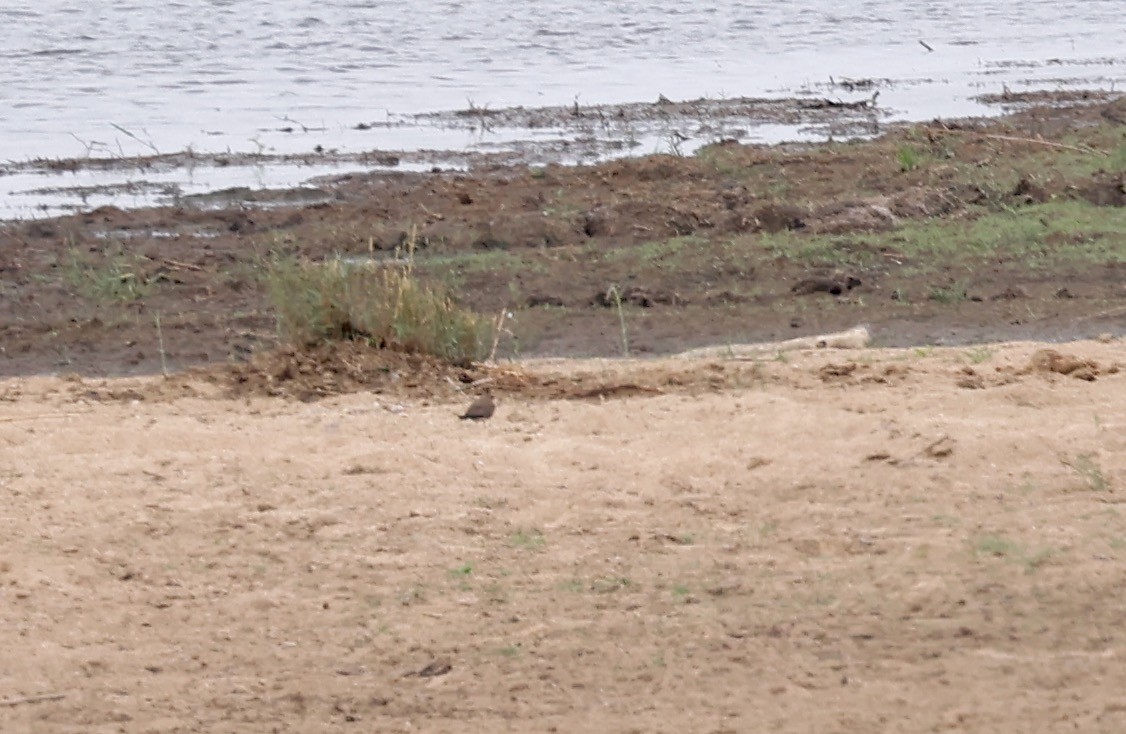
[459,393,495,421]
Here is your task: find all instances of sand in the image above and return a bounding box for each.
[1,339,1125,733]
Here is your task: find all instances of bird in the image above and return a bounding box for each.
[459,393,495,421]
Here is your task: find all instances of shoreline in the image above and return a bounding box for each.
[2,88,1111,222]
[0,91,1123,381]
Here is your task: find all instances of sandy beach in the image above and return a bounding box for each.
[2,338,1124,732]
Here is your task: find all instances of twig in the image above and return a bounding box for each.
[0,692,67,707]
[487,307,507,363]
[68,133,109,158]
[982,133,1106,155]
[155,312,169,378]
[275,115,327,134]
[160,258,204,272]
[419,203,445,221]
[109,123,160,156]
[939,125,1108,156]
[606,285,630,357]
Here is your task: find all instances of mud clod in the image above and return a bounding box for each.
[792,276,862,296]
[1026,349,1100,380]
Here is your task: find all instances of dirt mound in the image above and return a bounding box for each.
[196,332,809,403]
[1024,348,1105,381]
[34,341,777,405]
[18,344,487,404]
[200,342,746,404]
[216,342,486,402]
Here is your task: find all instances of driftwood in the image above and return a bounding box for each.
[938,124,1108,156]
[676,325,871,360]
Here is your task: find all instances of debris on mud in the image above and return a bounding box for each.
[791,276,863,297]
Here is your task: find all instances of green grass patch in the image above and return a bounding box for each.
[899,200,1125,266]
[63,245,153,303]
[897,145,923,172]
[589,576,633,594]
[757,200,1126,272]
[602,235,701,265]
[757,231,855,267]
[1049,128,1126,176]
[1109,138,1126,172]
[973,533,1055,573]
[927,282,968,303]
[1063,454,1110,492]
[974,534,1022,558]
[509,529,546,550]
[418,248,544,275]
[448,563,474,578]
[964,346,995,364]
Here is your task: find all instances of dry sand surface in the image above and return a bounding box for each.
[2,340,1125,733]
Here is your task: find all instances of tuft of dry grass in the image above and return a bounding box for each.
[264,252,492,367]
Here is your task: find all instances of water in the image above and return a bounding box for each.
[1,0,1123,218]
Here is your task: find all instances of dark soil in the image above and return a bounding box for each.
[1,94,1123,381]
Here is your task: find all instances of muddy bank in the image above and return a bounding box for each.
[1,94,1124,378]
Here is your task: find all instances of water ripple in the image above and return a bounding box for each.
[0,0,1121,165]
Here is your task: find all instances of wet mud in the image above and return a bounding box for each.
[1,92,1123,381]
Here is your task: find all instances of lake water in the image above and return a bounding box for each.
[1,0,1123,217]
